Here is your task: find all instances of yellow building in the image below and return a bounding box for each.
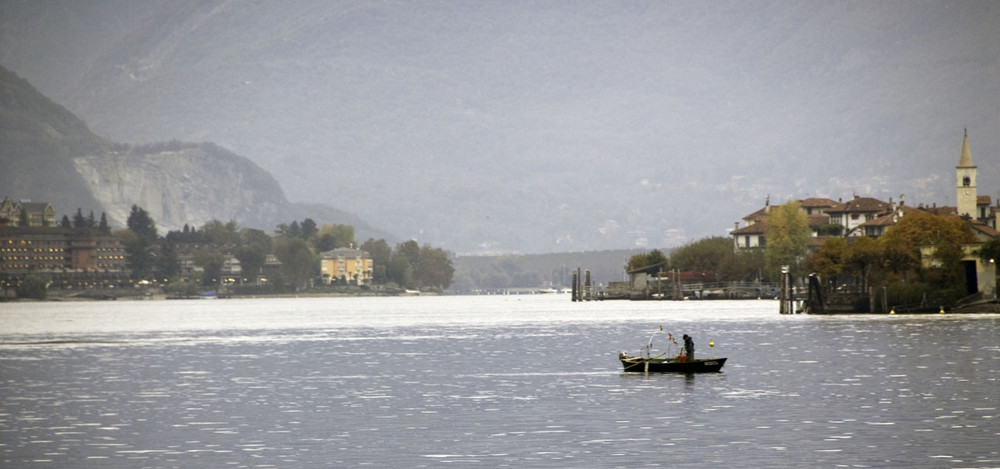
[320,248,373,286]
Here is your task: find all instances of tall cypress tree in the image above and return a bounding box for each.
[98,212,111,234]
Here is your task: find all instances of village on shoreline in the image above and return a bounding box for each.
[2,132,999,314]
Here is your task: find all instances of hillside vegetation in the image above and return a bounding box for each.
[0,66,104,211]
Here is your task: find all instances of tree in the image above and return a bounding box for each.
[156,240,180,280]
[201,219,242,246]
[625,253,645,272]
[396,240,421,264]
[880,236,919,279]
[241,228,272,252]
[72,208,97,229]
[98,212,111,234]
[73,208,86,228]
[881,211,975,291]
[60,215,71,228]
[670,237,732,272]
[626,249,668,273]
[979,236,1000,262]
[193,247,225,287]
[881,211,975,252]
[275,220,302,239]
[300,218,318,240]
[314,224,355,251]
[387,255,415,289]
[718,248,766,282]
[314,233,337,252]
[121,205,159,280]
[417,244,455,291]
[272,236,317,290]
[930,239,966,294]
[116,230,154,280]
[386,241,422,288]
[126,205,158,242]
[807,237,848,281]
[361,238,392,284]
[234,245,267,283]
[765,201,810,278]
[845,236,883,292]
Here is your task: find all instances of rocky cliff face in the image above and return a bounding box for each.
[3,64,387,241]
[71,142,392,241]
[73,144,286,233]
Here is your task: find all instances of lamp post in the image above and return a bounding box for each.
[991,258,997,300]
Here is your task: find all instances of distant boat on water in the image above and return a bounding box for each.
[619,326,727,373]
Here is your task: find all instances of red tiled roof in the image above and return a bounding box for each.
[732,221,767,235]
[920,205,958,216]
[826,196,890,214]
[800,198,838,208]
[742,207,767,223]
[860,215,899,227]
[856,205,920,228]
[970,222,1000,238]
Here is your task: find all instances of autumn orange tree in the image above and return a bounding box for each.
[880,211,975,290]
[807,237,848,284]
[806,211,976,295]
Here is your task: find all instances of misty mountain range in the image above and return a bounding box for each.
[0,65,391,242]
[2,1,998,254]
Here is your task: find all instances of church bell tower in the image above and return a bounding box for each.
[956,129,977,218]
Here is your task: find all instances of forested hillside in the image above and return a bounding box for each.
[0,66,104,212]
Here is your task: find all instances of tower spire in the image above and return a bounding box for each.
[958,128,973,167]
[956,129,977,218]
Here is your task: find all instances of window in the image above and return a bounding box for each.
[963,176,971,187]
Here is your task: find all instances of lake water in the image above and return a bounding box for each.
[1,295,998,468]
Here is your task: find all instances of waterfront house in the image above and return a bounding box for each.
[319,247,373,286]
[825,196,892,237]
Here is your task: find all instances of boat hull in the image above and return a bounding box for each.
[619,353,726,373]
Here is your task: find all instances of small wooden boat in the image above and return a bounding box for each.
[619,352,726,373]
[619,326,727,373]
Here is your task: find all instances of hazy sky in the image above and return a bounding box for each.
[1,0,998,253]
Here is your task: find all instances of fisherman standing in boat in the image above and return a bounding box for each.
[683,334,694,360]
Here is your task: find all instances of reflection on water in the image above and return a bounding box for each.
[1,296,998,467]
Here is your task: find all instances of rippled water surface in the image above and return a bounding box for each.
[1,296,998,467]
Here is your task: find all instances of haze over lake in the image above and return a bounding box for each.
[2,1,998,253]
[2,296,997,467]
